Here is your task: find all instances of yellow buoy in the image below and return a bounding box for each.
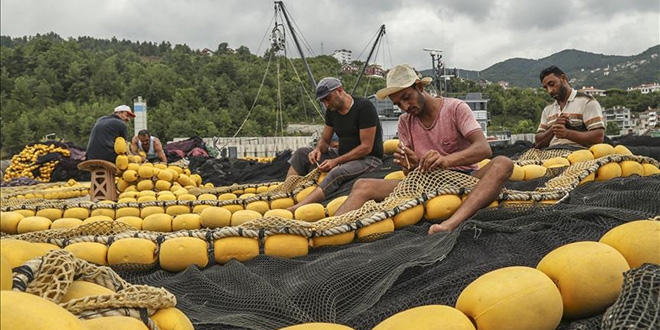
[51,218,84,230]
[264,234,309,258]
[383,139,399,155]
[213,237,259,264]
[357,218,395,241]
[159,237,209,272]
[1,255,12,290]
[246,200,270,215]
[108,238,157,266]
[64,242,108,265]
[142,213,173,232]
[425,195,461,220]
[35,208,63,221]
[509,164,525,181]
[619,160,644,177]
[643,163,660,176]
[595,162,622,181]
[230,210,262,226]
[312,230,355,249]
[325,196,348,216]
[172,213,201,231]
[456,266,563,330]
[613,145,633,155]
[0,211,24,234]
[522,164,547,180]
[589,143,615,159]
[536,241,630,319]
[0,239,57,266]
[82,316,149,330]
[384,170,405,180]
[373,305,475,330]
[270,197,295,210]
[264,209,294,219]
[1,291,87,330]
[200,207,232,228]
[150,307,195,330]
[542,157,570,168]
[115,215,143,230]
[294,203,327,222]
[566,149,595,164]
[599,220,660,268]
[295,186,317,203]
[17,216,52,233]
[392,204,424,229]
[279,323,354,330]
[61,280,115,303]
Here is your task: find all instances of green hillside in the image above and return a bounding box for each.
[479,45,660,89]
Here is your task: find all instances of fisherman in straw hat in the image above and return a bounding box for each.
[335,64,513,233]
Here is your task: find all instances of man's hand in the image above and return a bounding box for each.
[308,149,322,164]
[318,158,339,172]
[552,114,571,139]
[394,143,418,170]
[419,150,449,173]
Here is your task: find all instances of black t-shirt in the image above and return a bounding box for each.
[86,114,128,163]
[325,97,383,158]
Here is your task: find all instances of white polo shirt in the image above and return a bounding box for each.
[537,89,605,147]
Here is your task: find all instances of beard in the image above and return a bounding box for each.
[553,85,568,101]
[408,89,426,116]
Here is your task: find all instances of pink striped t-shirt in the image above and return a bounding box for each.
[397,97,482,172]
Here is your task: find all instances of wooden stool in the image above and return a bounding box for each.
[77,159,119,202]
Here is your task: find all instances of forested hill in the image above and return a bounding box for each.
[478,45,660,89]
[0,33,658,157]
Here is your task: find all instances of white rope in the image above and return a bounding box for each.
[214,51,274,152]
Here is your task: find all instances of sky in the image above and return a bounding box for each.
[1,0,659,71]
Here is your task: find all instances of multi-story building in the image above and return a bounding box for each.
[603,106,634,135]
[638,109,658,133]
[332,49,352,64]
[461,93,489,136]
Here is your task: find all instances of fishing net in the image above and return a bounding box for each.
[2,148,659,329]
[601,263,660,330]
[11,249,175,329]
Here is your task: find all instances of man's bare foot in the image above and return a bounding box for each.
[428,221,459,234]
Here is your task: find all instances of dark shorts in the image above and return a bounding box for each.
[288,146,383,195]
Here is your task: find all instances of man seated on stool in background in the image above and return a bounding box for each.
[131,129,168,163]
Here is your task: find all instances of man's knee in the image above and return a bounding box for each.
[488,156,514,178]
[352,178,380,193]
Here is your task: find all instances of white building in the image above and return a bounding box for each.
[332,49,352,64]
[603,106,634,135]
[579,86,606,97]
[627,83,660,94]
[638,110,658,132]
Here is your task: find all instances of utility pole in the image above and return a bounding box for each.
[423,48,453,95]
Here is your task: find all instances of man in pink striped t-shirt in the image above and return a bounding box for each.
[335,64,513,233]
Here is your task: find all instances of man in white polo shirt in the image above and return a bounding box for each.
[535,66,605,149]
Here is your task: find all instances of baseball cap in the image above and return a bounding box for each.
[114,105,135,117]
[315,77,342,100]
[376,64,432,100]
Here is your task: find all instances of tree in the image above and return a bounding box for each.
[606,122,621,135]
[511,119,537,134]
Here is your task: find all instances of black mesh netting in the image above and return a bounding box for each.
[115,175,660,330]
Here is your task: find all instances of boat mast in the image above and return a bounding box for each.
[275,1,317,91]
[352,24,386,95]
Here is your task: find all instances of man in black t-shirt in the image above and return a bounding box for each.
[287,77,383,214]
[85,105,135,163]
